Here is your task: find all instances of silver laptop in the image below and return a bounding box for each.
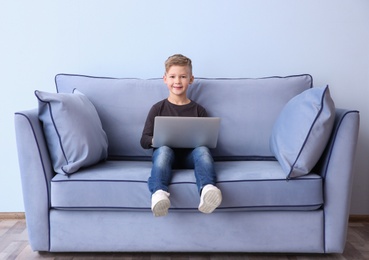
[152,116,221,148]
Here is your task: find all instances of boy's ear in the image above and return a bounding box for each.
[190,75,194,84]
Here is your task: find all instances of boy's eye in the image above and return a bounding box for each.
[168,75,187,79]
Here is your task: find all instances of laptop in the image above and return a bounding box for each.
[152,116,221,149]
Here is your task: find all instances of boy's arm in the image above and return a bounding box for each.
[199,105,207,117]
[140,106,157,149]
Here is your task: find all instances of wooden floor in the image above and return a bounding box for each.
[1,218,368,260]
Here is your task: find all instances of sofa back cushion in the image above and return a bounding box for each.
[55,74,312,159]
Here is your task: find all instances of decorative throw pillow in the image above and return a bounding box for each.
[35,89,108,175]
[269,86,335,178]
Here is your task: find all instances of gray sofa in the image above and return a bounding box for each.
[14,74,360,253]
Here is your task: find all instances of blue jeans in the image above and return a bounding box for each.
[148,146,216,194]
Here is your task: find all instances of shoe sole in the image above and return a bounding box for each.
[152,199,170,217]
[198,189,222,214]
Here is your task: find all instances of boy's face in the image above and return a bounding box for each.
[163,65,194,98]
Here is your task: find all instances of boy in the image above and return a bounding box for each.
[140,54,222,217]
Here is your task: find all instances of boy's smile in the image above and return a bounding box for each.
[164,65,194,104]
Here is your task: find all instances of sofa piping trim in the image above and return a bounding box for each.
[321,109,359,253]
[51,203,323,211]
[54,73,313,92]
[15,112,51,251]
[51,176,322,184]
[320,110,360,179]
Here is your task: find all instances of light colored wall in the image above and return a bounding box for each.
[1,0,368,214]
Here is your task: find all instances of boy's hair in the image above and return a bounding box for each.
[165,54,192,75]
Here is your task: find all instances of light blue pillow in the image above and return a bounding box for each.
[35,89,108,175]
[270,86,335,178]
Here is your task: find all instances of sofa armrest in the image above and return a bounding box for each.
[14,109,54,251]
[314,108,360,253]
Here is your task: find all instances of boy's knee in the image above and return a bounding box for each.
[153,146,175,165]
[193,146,214,163]
[156,146,174,156]
[194,146,211,155]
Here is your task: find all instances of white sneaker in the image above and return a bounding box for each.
[198,184,222,214]
[151,190,170,217]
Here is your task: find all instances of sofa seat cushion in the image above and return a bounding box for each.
[51,160,323,211]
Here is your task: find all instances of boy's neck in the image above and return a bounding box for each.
[167,95,191,105]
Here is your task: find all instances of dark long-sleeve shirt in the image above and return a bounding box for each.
[140,99,207,149]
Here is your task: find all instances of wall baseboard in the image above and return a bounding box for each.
[0,212,25,219]
[349,215,369,222]
[1,212,369,222]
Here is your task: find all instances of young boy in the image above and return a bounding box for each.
[140,54,222,217]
